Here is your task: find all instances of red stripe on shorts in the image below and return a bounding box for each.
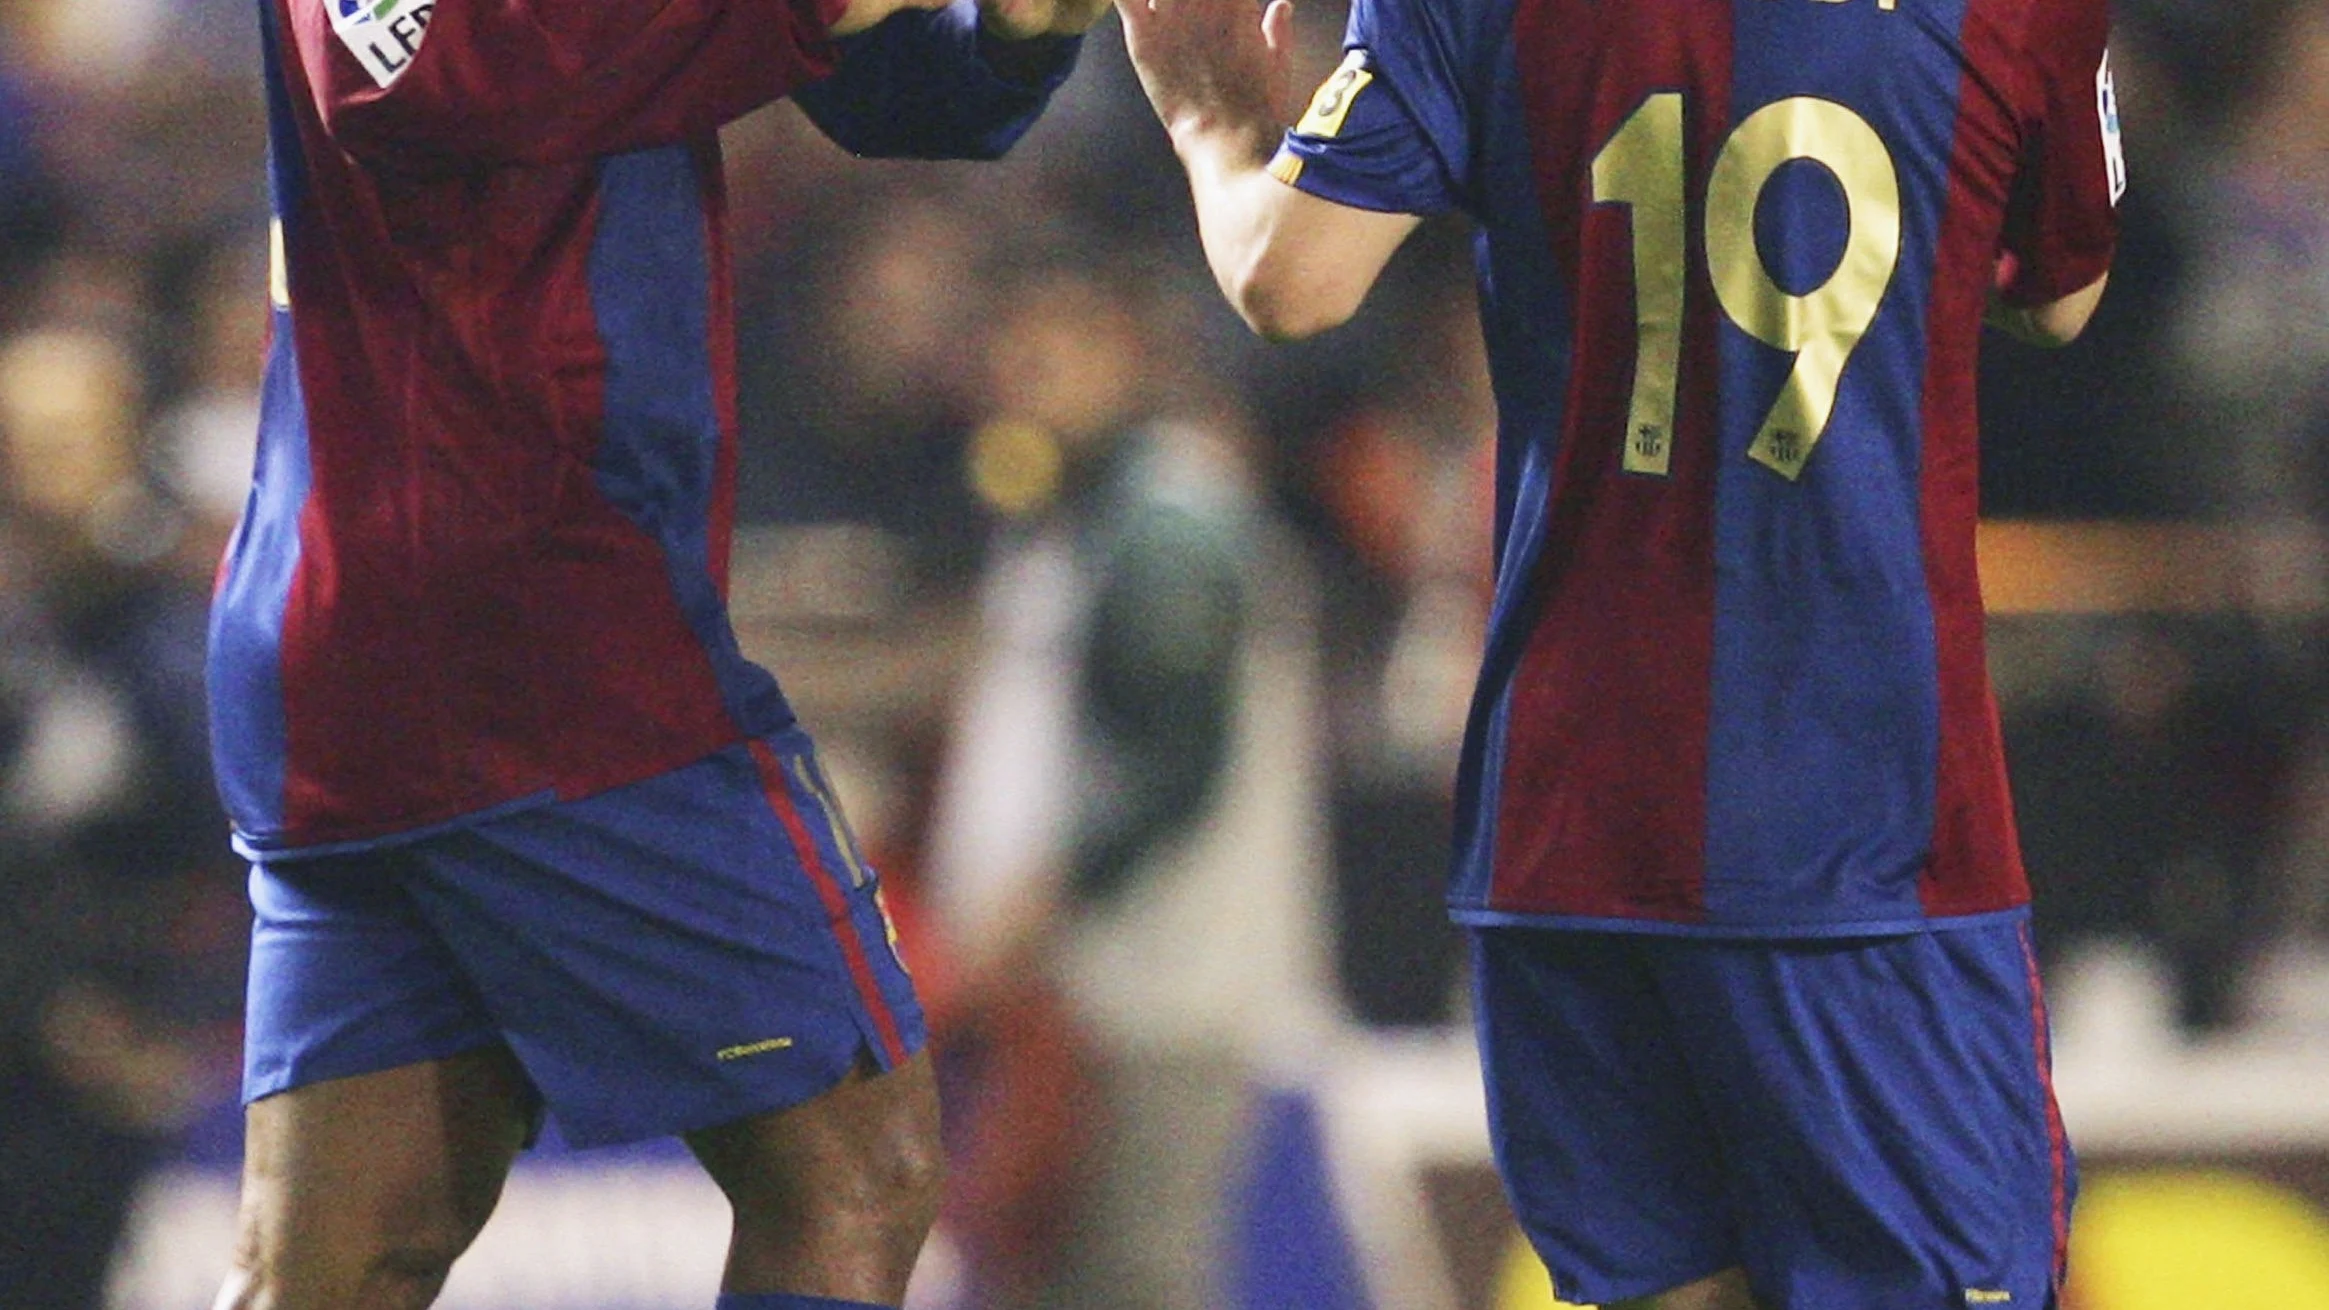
[2019,923,2071,1289]
[748,741,909,1067]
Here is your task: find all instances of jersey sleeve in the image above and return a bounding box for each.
[286,0,843,168]
[1997,0,2121,307]
[1266,0,1476,217]
[794,0,1080,161]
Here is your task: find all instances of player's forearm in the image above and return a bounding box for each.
[1174,126,1366,340]
[1123,0,1414,337]
[1985,271,2109,348]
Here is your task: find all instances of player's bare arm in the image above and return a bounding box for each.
[978,0,1113,39]
[830,0,952,36]
[1986,268,2110,348]
[1117,0,1418,338]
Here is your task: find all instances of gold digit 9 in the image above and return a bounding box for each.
[1591,94,1902,481]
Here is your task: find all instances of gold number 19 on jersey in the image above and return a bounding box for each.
[1591,93,1902,481]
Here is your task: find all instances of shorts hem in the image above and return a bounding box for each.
[243,1033,520,1107]
[548,1026,929,1150]
[1556,1258,1741,1308]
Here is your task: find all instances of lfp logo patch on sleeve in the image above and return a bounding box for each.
[2097,49,2126,206]
[331,0,434,90]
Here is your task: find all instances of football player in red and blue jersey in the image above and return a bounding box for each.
[1121,0,2117,1304]
[210,0,1103,1306]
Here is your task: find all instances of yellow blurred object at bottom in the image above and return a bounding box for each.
[1492,1170,2329,1310]
[1496,1231,1597,1310]
[2069,1170,2329,1310]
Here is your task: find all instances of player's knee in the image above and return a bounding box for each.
[212,1212,283,1310]
[870,1119,946,1232]
[215,1192,490,1310]
[215,1239,468,1310]
[368,1239,469,1304]
[696,1053,947,1276]
[811,1119,946,1236]
[730,1114,945,1243]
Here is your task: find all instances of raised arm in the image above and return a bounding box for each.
[1986,264,2109,348]
[1987,0,2120,347]
[1118,0,1419,339]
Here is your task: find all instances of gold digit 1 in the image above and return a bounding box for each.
[1705,97,1901,480]
[1590,92,1685,477]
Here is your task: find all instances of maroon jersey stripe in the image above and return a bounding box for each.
[1492,0,1735,920]
[702,137,742,595]
[1917,0,2033,917]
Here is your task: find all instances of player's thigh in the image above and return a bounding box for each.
[232,849,539,1302]
[684,1049,942,1224]
[397,727,927,1150]
[1654,920,2072,1310]
[242,851,534,1115]
[1609,1268,1761,1310]
[1470,928,1740,1308]
[229,1046,531,1304]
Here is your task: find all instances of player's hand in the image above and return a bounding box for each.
[1117,0,1296,156]
[829,0,951,36]
[980,0,1111,40]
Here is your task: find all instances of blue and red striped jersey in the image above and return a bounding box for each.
[1275,0,2119,934]
[213,0,1075,857]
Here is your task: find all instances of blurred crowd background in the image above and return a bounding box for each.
[0,0,2326,1306]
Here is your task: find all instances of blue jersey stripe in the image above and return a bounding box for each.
[209,2,315,837]
[585,147,789,736]
[1449,30,1577,912]
[210,309,309,836]
[1701,0,1970,923]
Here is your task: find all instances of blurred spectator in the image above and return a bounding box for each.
[1998,6,2329,1035]
[2168,0,2329,957]
[0,324,243,1308]
[739,182,1009,596]
[923,263,1335,1310]
[2168,0,2329,522]
[146,224,266,564]
[0,45,65,317]
[1300,282,1488,1028]
[0,0,262,264]
[2015,620,2305,1031]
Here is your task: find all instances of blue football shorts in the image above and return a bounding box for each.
[242,726,925,1147]
[1472,918,2072,1309]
